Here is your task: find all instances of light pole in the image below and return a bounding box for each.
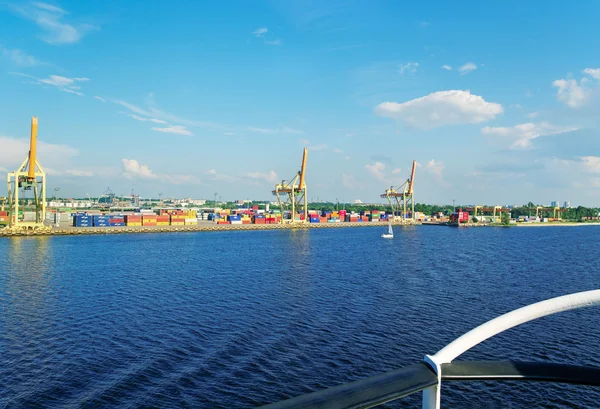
[214,192,217,207]
[453,199,456,211]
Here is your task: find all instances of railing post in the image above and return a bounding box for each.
[422,355,441,409]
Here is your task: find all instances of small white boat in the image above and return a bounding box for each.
[381,221,394,239]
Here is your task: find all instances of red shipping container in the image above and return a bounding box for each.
[0,211,7,216]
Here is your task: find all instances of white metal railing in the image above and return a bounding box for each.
[422,289,600,409]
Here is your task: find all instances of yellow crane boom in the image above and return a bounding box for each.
[28,117,38,181]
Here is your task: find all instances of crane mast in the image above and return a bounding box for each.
[6,117,48,231]
[272,148,308,224]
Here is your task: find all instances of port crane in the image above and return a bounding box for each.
[272,148,308,224]
[381,160,416,223]
[469,206,509,222]
[6,117,48,231]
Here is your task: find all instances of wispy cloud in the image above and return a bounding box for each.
[333,148,343,153]
[481,122,578,149]
[583,68,600,80]
[458,62,477,75]
[246,170,278,183]
[441,65,452,71]
[93,96,106,102]
[151,125,193,136]
[527,112,539,119]
[127,114,168,124]
[251,27,282,45]
[398,62,419,75]
[252,27,268,37]
[298,139,327,151]
[12,72,89,96]
[12,2,98,45]
[1,47,44,67]
[425,159,451,187]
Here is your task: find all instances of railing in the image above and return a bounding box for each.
[257,289,600,409]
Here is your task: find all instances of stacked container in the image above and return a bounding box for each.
[0,210,9,224]
[184,218,197,225]
[124,215,142,226]
[109,216,125,226]
[309,214,320,223]
[142,214,157,226]
[170,214,185,226]
[228,214,242,225]
[73,214,92,227]
[92,215,111,227]
[253,215,266,224]
[156,215,170,226]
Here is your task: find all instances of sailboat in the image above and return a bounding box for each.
[381,220,394,239]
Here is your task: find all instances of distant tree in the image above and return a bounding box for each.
[501,212,510,226]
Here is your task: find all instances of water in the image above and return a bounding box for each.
[0,226,599,408]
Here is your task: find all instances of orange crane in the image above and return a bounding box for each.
[6,117,48,230]
[272,148,308,224]
[380,160,417,223]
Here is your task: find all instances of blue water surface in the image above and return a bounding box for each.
[0,226,599,408]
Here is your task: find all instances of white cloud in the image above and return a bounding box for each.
[426,159,450,187]
[14,2,98,45]
[0,136,79,172]
[481,122,578,149]
[583,68,600,80]
[93,96,106,102]
[365,162,386,181]
[1,47,43,66]
[441,65,452,71]
[13,73,88,96]
[333,148,343,153]
[399,62,419,75]
[128,114,168,124]
[391,168,402,175]
[458,62,477,75]
[151,125,193,136]
[345,156,351,160]
[527,112,540,119]
[265,39,282,46]
[375,90,503,129]
[208,169,217,175]
[224,132,235,136]
[579,156,600,173]
[121,158,158,180]
[246,170,278,183]
[65,169,93,177]
[253,27,268,37]
[552,78,591,108]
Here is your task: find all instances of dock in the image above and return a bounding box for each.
[0,220,423,237]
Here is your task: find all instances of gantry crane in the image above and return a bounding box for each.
[469,206,509,222]
[380,160,416,223]
[272,148,308,224]
[6,117,48,231]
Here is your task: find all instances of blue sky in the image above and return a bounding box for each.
[2,0,600,205]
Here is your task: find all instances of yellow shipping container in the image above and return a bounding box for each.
[127,222,142,226]
[184,220,197,225]
[171,222,185,226]
[156,222,170,226]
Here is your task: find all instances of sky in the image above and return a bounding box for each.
[1,1,600,205]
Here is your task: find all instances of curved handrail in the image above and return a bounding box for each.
[255,289,600,409]
[429,289,600,365]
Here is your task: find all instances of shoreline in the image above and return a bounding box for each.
[2,220,599,237]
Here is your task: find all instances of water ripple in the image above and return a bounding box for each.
[1,227,599,408]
